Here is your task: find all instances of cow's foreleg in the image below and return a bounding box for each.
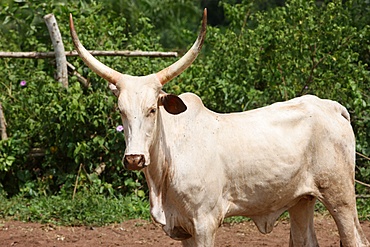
[288,196,319,247]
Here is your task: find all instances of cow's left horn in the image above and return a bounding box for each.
[69,14,123,85]
[156,8,207,85]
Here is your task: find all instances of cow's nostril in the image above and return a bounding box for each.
[124,154,146,170]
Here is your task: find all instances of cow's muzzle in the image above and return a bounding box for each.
[123,154,146,171]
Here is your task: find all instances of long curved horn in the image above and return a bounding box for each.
[156,8,207,85]
[69,14,123,85]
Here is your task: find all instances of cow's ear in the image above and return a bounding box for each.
[160,94,187,115]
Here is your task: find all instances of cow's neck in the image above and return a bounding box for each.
[143,109,171,225]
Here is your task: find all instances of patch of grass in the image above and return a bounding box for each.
[355,198,370,221]
[224,216,249,224]
[0,190,150,226]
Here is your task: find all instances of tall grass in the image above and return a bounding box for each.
[0,189,150,226]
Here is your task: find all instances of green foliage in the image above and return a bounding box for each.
[0,71,149,197]
[0,0,162,197]
[356,198,370,221]
[0,188,149,226]
[103,0,202,49]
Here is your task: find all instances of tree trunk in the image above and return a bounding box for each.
[44,13,68,88]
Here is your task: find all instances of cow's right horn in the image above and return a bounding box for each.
[156,8,207,85]
[69,14,123,85]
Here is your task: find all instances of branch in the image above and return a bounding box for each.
[28,148,46,157]
[357,151,370,161]
[278,64,288,101]
[72,163,83,200]
[356,194,370,198]
[0,50,178,58]
[354,152,370,188]
[239,9,251,37]
[0,102,7,140]
[94,163,106,176]
[67,61,89,88]
[300,43,327,95]
[356,179,370,188]
[44,14,68,88]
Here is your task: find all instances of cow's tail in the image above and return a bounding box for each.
[339,104,350,122]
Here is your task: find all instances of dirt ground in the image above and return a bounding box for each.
[1,215,370,247]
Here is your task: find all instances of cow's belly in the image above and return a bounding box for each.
[225,179,314,212]
[219,142,316,212]
[222,155,318,233]
[225,162,316,212]
[223,182,313,234]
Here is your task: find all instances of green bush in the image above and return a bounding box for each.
[0,0,164,197]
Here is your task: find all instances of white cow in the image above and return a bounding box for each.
[70,9,369,247]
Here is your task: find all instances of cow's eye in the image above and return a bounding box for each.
[147,107,157,117]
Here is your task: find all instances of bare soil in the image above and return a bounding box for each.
[1,215,370,246]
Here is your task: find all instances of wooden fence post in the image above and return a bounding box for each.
[44,13,68,88]
[0,102,8,140]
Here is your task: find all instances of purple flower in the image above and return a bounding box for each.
[116,125,124,132]
[20,80,27,86]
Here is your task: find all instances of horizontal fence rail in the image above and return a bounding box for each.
[0,50,178,59]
